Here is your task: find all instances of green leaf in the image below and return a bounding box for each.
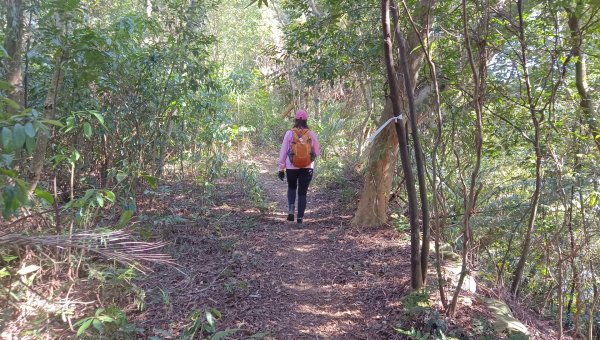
[76,318,93,336]
[117,210,134,228]
[104,190,115,202]
[142,174,158,189]
[96,194,105,207]
[0,168,18,177]
[25,135,36,153]
[13,123,25,149]
[69,150,81,163]
[35,188,55,204]
[96,315,115,322]
[205,310,217,332]
[1,127,12,150]
[92,319,104,332]
[2,255,17,262]
[0,268,10,279]
[41,119,65,128]
[210,329,240,340]
[210,308,222,319]
[83,122,92,138]
[2,97,21,110]
[89,111,106,127]
[64,116,75,133]
[0,80,12,91]
[24,122,35,138]
[1,154,15,167]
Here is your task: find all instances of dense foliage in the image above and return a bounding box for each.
[1,0,600,337]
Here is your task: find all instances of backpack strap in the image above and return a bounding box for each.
[292,128,310,142]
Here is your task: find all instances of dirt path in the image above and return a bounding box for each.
[132,156,412,339]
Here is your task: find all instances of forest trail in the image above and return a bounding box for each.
[132,154,413,339]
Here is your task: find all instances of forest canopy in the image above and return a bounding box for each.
[1,0,599,338]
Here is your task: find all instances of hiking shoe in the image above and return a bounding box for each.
[297,218,303,224]
[287,214,294,221]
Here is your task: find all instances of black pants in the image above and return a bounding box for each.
[286,168,313,218]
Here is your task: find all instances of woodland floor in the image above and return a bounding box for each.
[130,155,414,339]
[125,153,564,340]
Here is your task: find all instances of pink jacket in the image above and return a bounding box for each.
[278,129,321,170]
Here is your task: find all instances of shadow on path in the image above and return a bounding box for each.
[133,156,412,339]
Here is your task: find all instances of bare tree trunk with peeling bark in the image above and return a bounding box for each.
[352,100,399,228]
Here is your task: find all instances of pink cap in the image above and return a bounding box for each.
[295,109,308,120]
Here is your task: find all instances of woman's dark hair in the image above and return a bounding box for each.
[293,119,309,129]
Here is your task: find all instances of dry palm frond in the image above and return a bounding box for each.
[0,229,177,273]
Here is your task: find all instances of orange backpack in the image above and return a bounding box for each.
[289,128,313,168]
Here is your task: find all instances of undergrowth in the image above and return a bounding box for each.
[394,288,499,340]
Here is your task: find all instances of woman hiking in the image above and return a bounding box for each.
[278,109,321,224]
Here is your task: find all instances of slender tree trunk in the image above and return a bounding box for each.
[566,2,600,153]
[353,0,431,228]
[27,51,64,196]
[540,283,557,314]
[511,0,544,296]
[557,245,564,340]
[416,25,443,299]
[3,0,25,112]
[312,82,321,118]
[392,1,431,284]
[100,134,110,188]
[307,0,322,18]
[447,0,486,316]
[146,0,152,17]
[589,262,598,340]
[157,109,176,178]
[23,10,33,109]
[565,188,584,337]
[381,0,422,289]
[357,76,374,157]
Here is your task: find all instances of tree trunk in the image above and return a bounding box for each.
[511,0,544,296]
[157,109,176,179]
[357,76,374,157]
[307,0,322,18]
[447,0,487,316]
[567,2,600,153]
[381,0,422,289]
[352,0,430,228]
[557,246,564,340]
[589,262,598,340]
[146,0,152,17]
[3,0,25,112]
[566,187,584,337]
[352,100,399,227]
[400,0,454,308]
[390,0,431,284]
[28,51,64,196]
